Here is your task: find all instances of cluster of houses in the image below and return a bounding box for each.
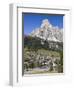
[24,51,60,73]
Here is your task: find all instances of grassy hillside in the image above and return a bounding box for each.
[23,36,63,74]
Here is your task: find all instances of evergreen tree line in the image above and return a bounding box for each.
[24,36,63,51]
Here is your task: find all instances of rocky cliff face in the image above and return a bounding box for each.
[30,19,63,42]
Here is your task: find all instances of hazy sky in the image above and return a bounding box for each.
[23,13,64,35]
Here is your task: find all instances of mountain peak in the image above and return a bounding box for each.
[41,19,52,29]
[30,19,63,42]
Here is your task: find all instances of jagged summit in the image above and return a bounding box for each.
[30,19,63,42]
[41,19,52,28]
